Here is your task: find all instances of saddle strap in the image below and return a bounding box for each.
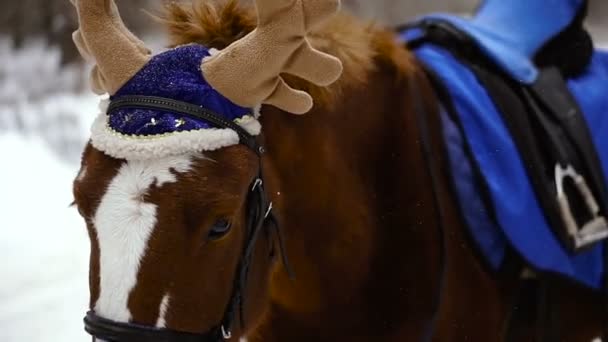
[406,18,608,340]
[406,18,608,253]
[530,68,608,220]
[411,67,448,342]
[468,56,608,340]
[473,64,608,252]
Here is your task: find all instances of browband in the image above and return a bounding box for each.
[107,95,263,155]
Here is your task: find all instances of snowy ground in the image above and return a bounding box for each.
[0,35,152,342]
[0,96,98,342]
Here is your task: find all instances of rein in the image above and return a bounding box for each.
[411,76,448,342]
[84,96,292,342]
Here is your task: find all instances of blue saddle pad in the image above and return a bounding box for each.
[400,0,608,290]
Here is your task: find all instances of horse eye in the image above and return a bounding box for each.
[208,219,232,240]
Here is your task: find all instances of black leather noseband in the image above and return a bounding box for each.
[84,96,291,342]
[84,311,222,342]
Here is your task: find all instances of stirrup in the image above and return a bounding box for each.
[555,164,608,250]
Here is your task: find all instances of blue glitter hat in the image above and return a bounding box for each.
[109,44,255,137]
[90,44,261,160]
[73,0,343,160]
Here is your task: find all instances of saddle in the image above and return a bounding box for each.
[400,0,608,290]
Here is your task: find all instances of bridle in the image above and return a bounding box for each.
[84,87,447,341]
[84,96,292,342]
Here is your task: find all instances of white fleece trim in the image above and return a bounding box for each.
[252,104,262,119]
[208,48,220,56]
[235,115,262,134]
[90,100,261,161]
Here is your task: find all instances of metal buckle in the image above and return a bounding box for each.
[555,164,608,249]
[221,325,232,340]
[264,202,273,219]
[251,178,263,191]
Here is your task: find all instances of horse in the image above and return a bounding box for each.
[70,0,604,340]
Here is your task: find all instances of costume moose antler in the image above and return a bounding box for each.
[71,0,342,114]
[201,0,344,114]
[70,0,151,94]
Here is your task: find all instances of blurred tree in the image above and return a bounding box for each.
[0,0,604,65]
[342,0,480,25]
[0,0,154,65]
[588,0,607,26]
[342,0,606,29]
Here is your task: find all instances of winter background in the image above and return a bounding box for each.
[0,0,606,341]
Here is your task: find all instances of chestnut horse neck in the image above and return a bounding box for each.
[259,57,447,315]
[161,2,449,336]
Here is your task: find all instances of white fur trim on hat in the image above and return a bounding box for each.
[90,99,262,160]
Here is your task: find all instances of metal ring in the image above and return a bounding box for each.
[264,202,274,218]
[251,178,263,191]
[221,325,232,340]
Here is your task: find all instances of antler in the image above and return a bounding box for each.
[71,0,151,94]
[201,0,344,114]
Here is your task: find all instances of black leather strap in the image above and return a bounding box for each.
[84,311,221,342]
[412,70,448,342]
[107,95,263,155]
[530,68,608,215]
[604,246,608,340]
[536,277,561,342]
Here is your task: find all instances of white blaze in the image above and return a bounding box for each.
[92,155,193,322]
[77,165,88,182]
[156,293,171,328]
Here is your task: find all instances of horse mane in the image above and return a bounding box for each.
[159,0,414,109]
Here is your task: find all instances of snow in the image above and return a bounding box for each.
[0,38,97,164]
[0,133,91,341]
[0,33,103,342]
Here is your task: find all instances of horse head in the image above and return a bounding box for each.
[70,0,342,340]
